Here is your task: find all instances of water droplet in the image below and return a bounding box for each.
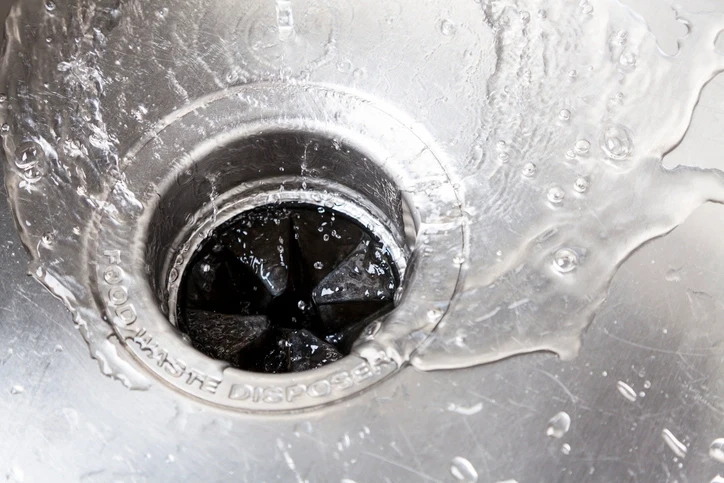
[553,248,578,273]
[662,429,687,458]
[498,152,510,163]
[496,140,507,151]
[559,109,571,121]
[314,261,324,270]
[522,162,537,177]
[581,3,594,14]
[644,380,651,389]
[440,19,457,36]
[453,255,465,265]
[1,123,10,133]
[297,300,307,311]
[620,50,637,68]
[547,186,565,204]
[568,69,578,79]
[561,443,571,455]
[600,125,633,160]
[0,93,7,103]
[538,9,547,19]
[323,234,330,242]
[337,59,352,73]
[574,139,591,155]
[450,456,478,482]
[546,411,571,438]
[616,381,637,402]
[520,11,530,23]
[574,177,589,193]
[710,439,724,463]
[45,0,56,11]
[10,384,24,395]
[427,308,444,320]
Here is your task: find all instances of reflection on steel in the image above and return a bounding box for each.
[2,0,724,481]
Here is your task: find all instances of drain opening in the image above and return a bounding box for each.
[176,203,400,374]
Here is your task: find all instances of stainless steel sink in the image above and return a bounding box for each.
[2,1,724,481]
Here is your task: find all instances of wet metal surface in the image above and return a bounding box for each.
[2,1,724,481]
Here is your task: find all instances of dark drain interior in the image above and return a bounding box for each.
[177,203,399,374]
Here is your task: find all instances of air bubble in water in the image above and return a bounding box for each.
[0,93,6,102]
[561,443,571,455]
[710,439,724,463]
[574,177,589,193]
[450,456,478,482]
[559,109,571,121]
[522,162,537,177]
[45,1,56,12]
[616,381,637,402]
[547,186,565,204]
[546,411,571,438]
[41,232,55,248]
[16,144,40,170]
[10,385,24,394]
[1,124,10,133]
[553,248,578,273]
[600,125,633,160]
[297,300,306,310]
[314,261,324,270]
[620,50,637,68]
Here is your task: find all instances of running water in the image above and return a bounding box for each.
[1,0,724,386]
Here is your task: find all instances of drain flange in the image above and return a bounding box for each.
[92,84,462,411]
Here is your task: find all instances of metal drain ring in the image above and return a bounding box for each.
[92,84,463,411]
